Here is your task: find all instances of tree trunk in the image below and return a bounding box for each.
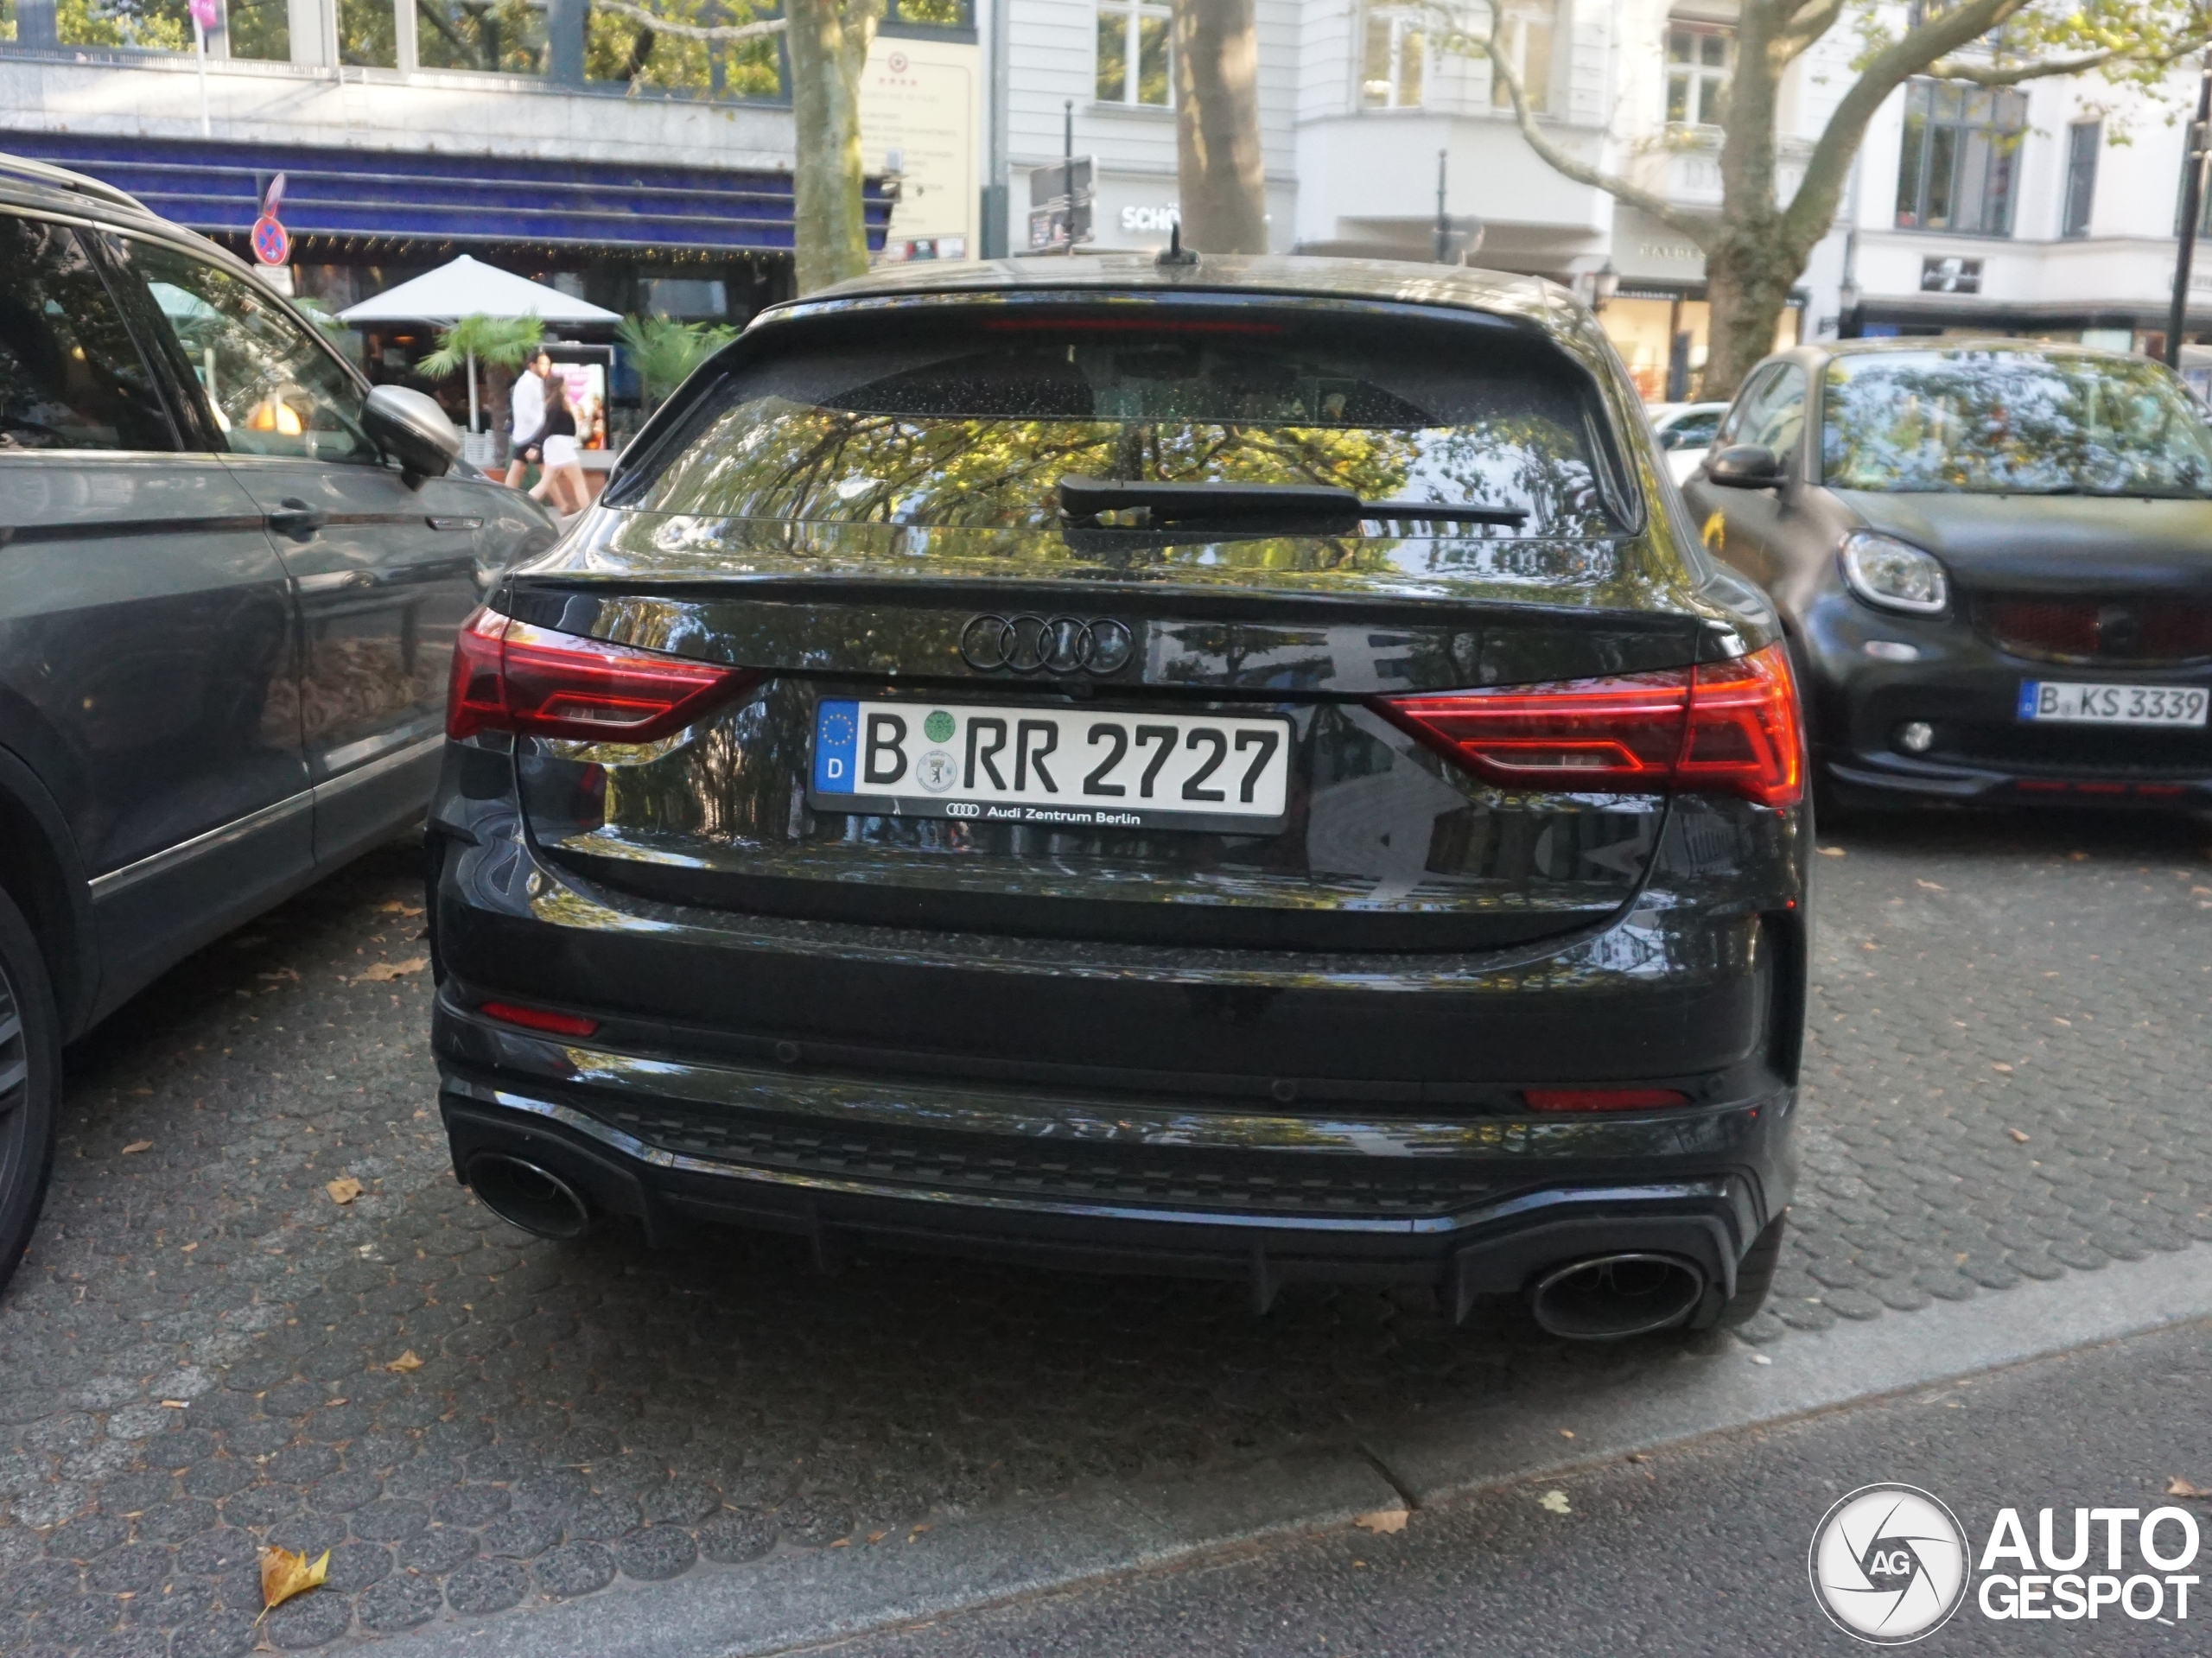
[1691,6,1788,400]
[1170,0,1268,254]
[788,0,883,295]
[1700,236,1802,397]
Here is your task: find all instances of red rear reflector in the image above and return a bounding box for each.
[447,609,755,743]
[1522,1088,1692,1113]
[1377,642,1803,807]
[479,1001,599,1038]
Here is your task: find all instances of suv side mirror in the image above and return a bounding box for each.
[1706,444,1788,489]
[363,384,461,480]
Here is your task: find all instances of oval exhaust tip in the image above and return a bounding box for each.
[467,1153,592,1242]
[1529,1252,1705,1341]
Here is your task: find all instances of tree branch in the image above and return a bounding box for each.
[1471,22,1719,245]
[1927,39,2201,86]
[592,1,785,44]
[1772,0,1848,65]
[1777,0,2028,251]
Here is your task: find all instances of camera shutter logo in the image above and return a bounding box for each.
[1809,1484,1971,1644]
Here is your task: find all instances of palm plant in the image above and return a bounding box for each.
[419,314,546,433]
[617,314,738,416]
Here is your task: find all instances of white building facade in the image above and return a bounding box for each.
[1005,0,2211,397]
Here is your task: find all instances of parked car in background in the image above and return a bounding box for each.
[429,255,1810,1344]
[0,154,559,1287]
[1684,340,2212,812]
[1648,400,1729,483]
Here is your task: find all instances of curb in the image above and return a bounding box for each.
[364,1242,2212,1658]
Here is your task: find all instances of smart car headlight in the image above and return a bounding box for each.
[1840,531,1948,615]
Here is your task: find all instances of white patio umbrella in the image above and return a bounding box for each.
[339,255,620,434]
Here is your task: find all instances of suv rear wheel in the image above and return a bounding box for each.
[0,886,60,1293]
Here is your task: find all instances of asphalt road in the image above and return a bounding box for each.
[821,1316,2212,1658]
[0,804,2208,1654]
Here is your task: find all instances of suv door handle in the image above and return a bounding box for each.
[266,498,328,540]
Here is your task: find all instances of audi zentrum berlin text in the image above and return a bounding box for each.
[428,257,1811,1340]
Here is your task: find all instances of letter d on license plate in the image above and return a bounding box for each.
[808,696,1294,834]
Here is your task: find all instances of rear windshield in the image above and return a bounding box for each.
[1822,350,2212,497]
[617,314,1637,537]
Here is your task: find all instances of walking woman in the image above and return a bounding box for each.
[504,349,550,488]
[529,373,591,516]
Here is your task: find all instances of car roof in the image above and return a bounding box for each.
[1820,335,2135,363]
[793,252,1560,326]
[0,150,160,220]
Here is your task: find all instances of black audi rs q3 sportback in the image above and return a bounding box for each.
[427,256,1813,1340]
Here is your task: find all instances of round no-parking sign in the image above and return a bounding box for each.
[251,213,289,266]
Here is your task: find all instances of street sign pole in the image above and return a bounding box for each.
[2168,51,2212,369]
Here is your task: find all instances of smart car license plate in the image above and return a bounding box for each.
[808,699,1294,833]
[2018,682,2210,727]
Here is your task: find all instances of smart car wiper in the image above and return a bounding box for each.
[1058,475,1527,528]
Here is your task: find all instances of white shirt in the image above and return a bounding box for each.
[510,371,545,441]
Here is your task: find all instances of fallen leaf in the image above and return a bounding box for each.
[121,1140,153,1155]
[257,967,300,983]
[830,1537,850,1548]
[2069,850,2089,861]
[1991,1062,2013,1074]
[130,1086,153,1096]
[1559,1429,1574,1439]
[1354,1509,1409,1534]
[353,956,428,984]
[378,900,425,917]
[1915,880,1945,892]
[259,1545,329,1612]
[325,1177,364,1205]
[2008,1128,2031,1145]
[2169,1477,2209,1497]
[1861,941,1879,951]
[385,1350,423,1373]
[1818,846,1847,858]
[160,1400,189,1409]
[1536,1490,1572,1515]
[1750,1353,1773,1366]
[867,1530,887,1545]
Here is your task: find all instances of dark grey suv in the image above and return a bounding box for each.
[0,155,557,1286]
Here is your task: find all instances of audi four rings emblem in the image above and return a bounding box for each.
[960,614,1135,675]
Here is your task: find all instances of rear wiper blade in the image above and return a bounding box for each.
[1058,475,1526,528]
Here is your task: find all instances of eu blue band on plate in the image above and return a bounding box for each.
[2017,683,2039,720]
[814,700,859,794]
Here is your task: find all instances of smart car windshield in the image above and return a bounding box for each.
[1822,350,2212,497]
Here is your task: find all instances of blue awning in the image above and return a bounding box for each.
[0,130,888,256]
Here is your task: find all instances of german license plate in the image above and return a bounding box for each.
[2018,682,2209,727]
[808,698,1294,832]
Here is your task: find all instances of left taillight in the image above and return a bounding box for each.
[447,608,756,743]
[1377,641,1802,809]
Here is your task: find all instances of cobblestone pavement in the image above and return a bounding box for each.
[0,810,2207,1655]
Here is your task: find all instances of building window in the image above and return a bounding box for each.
[1894,80,2027,236]
[584,0,785,101]
[416,0,549,73]
[1665,23,1731,127]
[55,0,194,49]
[1490,0,1554,114]
[2061,119,2099,238]
[1360,6,1425,109]
[1096,0,1170,108]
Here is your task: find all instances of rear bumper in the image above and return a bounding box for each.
[433,994,1797,1312]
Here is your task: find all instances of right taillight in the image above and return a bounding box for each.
[1377,642,1802,808]
[447,608,756,743]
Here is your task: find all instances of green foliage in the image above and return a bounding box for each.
[617,313,740,410]
[417,314,546,379]
[584,0,785,97]
[56,0,191,49]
